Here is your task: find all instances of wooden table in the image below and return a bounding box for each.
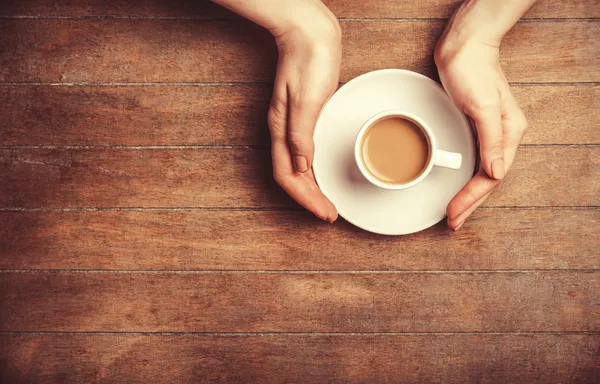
[0,1,598,382]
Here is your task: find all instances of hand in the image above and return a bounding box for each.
[435,35,528,230]
[267,9,341,222]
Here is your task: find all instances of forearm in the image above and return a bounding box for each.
[441,0,537,47]
[210,0,337,37]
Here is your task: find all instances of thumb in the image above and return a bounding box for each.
[468,102,505,180]
[287,96,323,173]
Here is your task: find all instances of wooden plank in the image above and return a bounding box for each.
[0,0,235,18]
[1,334,598,384]
[0,272,597,332]
[326,0,600,19]
[491,147,599,207]
[0,85,597,146]
[0,148,286,208]
[513,85,600,145]
[0,20,597,83]
[0,209,598,271]
[0,85,271,146]
[0,0,597,19]
[0,147,597,208]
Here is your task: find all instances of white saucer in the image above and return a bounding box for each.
[313,69,476,235]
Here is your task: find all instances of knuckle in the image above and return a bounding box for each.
[287,130,308,147]
[516,112,529,133]
[505,107,528,136]
[288,131,314,155]
[467,96,500,115]
[290,91,324,109]
[480,131,503,150]
[267,103,286,136]
[464,192,477,206]
[488,135,504,148]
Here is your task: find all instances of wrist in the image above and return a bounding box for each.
[435,1,502,67]
[435,0,509,56]
[434,32,499,70]
[270,1,341,48]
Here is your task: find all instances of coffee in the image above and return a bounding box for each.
[360,117,429,184]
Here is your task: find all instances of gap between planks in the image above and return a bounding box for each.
[0,82,598,86]
[0,269,598,274]
[0,16,598,21]
[0,144,598,150]
[0,206,598,212]
[0,331,598,336]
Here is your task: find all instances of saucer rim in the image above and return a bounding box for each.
[313,69,476,236]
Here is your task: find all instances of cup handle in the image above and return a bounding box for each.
[433,149,462,170]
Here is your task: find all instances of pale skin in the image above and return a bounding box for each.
[212,0,537,230]
[211,0,340,222]
[436,0,537,230]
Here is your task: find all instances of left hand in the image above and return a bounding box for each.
[267,7,341,222]
[209,0,340,222]
[435,36,528,231]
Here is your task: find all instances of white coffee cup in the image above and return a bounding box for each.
[355,110,462,190]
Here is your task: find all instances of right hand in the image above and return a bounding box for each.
[267,6,341,222]
[434,10,529,231]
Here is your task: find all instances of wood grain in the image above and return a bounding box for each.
[0,148,285,208]
[512,85,600,145]
[1,334,598,384]
[491,146,599,207]
[0,85,597,146]
[0,147,597,208]
[0,20,598,83]
[326,0,600,19]
[0,272,598,332]
[0,0,598,382]
[0,19,278,83]
[1,209,598,271]
[0,0,597,19]
[0,85,271,146]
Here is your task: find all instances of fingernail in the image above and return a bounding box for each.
[326,208,336,223]
[453,220,465,231]
[294,156,309,173]
[447,217,464,231]
[491,158,505,180]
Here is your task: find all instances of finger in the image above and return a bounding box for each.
[500,85,529,169]
[270,121,334,221]
[448,83,528,226]
[268,83,337,222]
[267,66,289,145]
[447,91,526,224]
[306,168,338,223]
[276,163,335,222]
[277,169,338,223]
[325,196,338,222]
[467,98,505,180]
[447,190,492,231]
[446,166,500,220]
[287,93,323,173]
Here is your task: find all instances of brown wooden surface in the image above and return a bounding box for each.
[1,20,598,83]
[1,334,599,384]
[1,0,598,19]
[1,1,599,382]
[0,85,597,146]
[1,147,598,208]
[1,272,598,332]
[1,209,598,271]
